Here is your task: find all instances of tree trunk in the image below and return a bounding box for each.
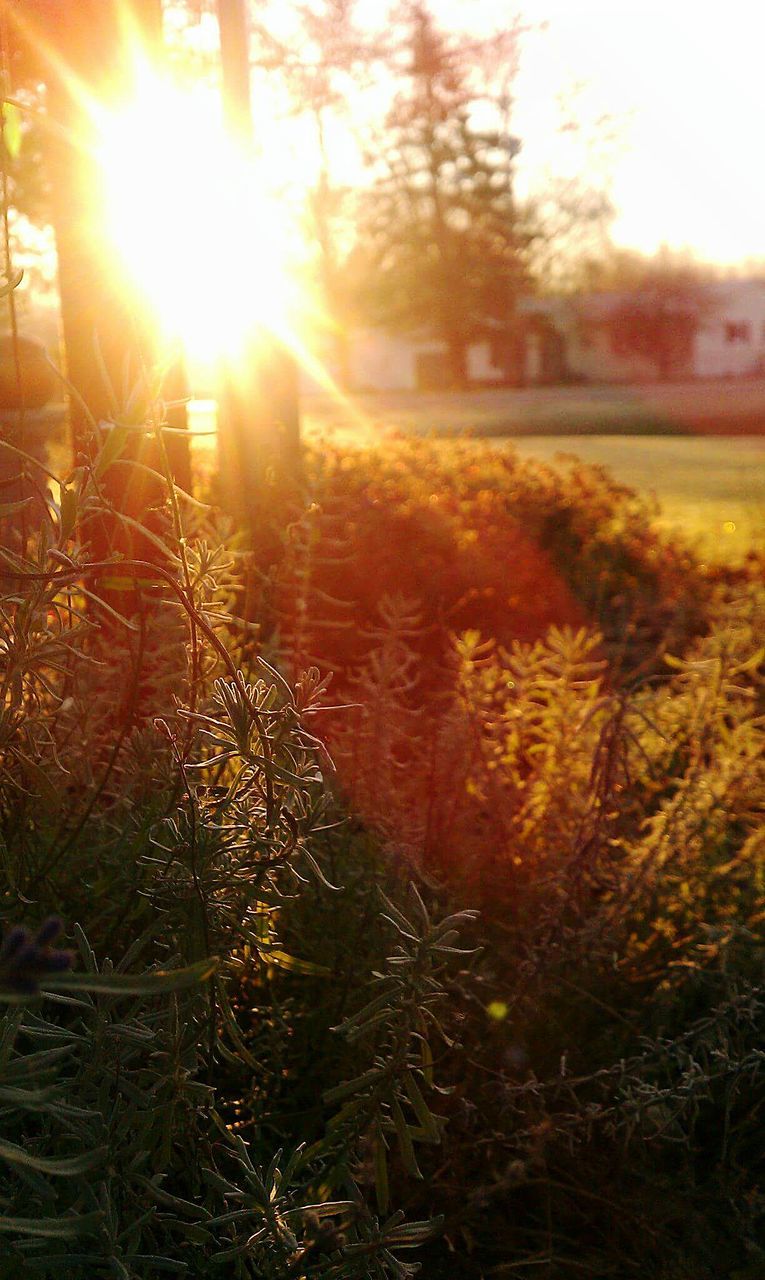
[22,0,191,612]
[217,0,301,550]
[446,337,469,390]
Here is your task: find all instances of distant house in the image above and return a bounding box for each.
[300,280,765,394]
[302,310,567,395]
[566,279,765,383]
[691,280,765,377]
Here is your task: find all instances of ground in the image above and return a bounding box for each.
[25,380,765,561]
[302,377,765,438]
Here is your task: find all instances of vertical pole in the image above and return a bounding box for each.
[216,0,300,547]
[218,0,253,144]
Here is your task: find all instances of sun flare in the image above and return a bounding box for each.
[95,64,300,363]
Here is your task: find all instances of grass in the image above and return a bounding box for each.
[302,378,765,438]
[510,435,765,559]
[23,392,765,561]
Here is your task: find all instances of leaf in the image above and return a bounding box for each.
[391,1096,422,1178]
[178,1222,214,1245]
[259,948,328,977]
[93,424,129,480]
[403,1070,441,1143]
[377,889,417,939]
[111,509,181,565]
[323,1096,367,1134]
[0,1139,106,1176]
[79,585,141,632]
[333,989,395,1035]
[282,1201,357,1221]
[383,1216,444,1248]
[48,956,217,996]
[0,497,33,518]
[0,1084,55,1106]
[731,647,765,676]
[255,653,294,701]
[59,485,77,540]
[73,923,98,974]
[419,1029,434,1087]
[0,1211,104,1238]
[249,754,317,788]
[216,979,261,1071]
[324,1066,386,1106]
[374,1123,389,1215]
[3,102,22,159]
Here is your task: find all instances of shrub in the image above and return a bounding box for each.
[273,436,709,685]
[2,381,763,1279]
[263,442,765,1276]
[0,396,464,1276]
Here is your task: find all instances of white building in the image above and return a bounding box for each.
[301,280,765,393]
[301,318,562,394]
[563,279,765,383]
[692,280,765,377]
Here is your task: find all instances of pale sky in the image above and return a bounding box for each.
[139,2,765,272]
[335,0,765,266]
[495,1,765,265]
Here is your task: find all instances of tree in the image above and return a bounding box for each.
[3,0,191,617]
[519,83,617,296]
[215,0,302,547]
[296,1,382,389]
[4,1,170,432]
[349,4,527,388]
[606,257,714,381]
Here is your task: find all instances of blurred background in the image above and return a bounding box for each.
[2,0,764,554]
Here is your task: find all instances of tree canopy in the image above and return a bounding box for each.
[347,5,529,387]
[608,260,714,380]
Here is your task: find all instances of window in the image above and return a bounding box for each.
[724,321,750,344]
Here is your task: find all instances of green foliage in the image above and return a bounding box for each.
[271,436,712,867]
[0,398,459,1276]
[348,6,526,385]
[266,433,765,1276]
[1,365,763,1277]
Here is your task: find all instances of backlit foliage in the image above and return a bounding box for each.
[1,398,763,1277]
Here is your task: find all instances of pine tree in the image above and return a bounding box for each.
[352,4,527,387]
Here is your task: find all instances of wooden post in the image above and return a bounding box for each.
[216,0,300,545]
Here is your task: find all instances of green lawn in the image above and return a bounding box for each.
[39,390,758,563]
[509,435,765,559]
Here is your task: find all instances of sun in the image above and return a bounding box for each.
[95,63,300,364]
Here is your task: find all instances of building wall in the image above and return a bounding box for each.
[348,330,446,391]
[566,281,765,383]
[565,327,659,383]
[693,283,765,377]
[300,282,765,394]
[467,341,505,384]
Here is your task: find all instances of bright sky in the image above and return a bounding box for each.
[35,0,759,360]
[502,1,765,265]
[168,1,764,269]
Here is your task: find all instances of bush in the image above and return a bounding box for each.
[0,403,465,1276]
[2,401,763,1279]
[263,437,765,1276]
